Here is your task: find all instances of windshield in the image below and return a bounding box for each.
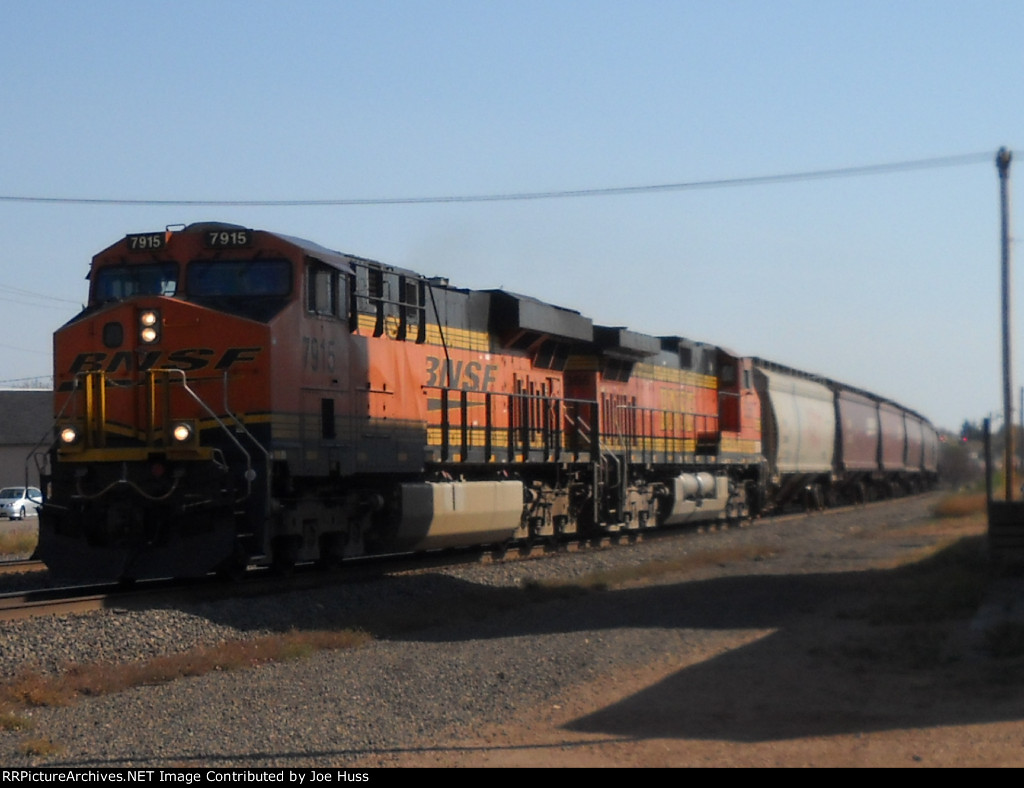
[0,488,21,499]
[187,260,291,297]
[94,264,178,301]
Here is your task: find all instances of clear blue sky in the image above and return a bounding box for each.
[1,0,1020,432]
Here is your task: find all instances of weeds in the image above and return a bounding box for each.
[0,524,37,557]
[0,503,1008,741]
[526,544,779,594]
[2,670,75,708]
[18,738,61,758]
[0,540,778,718]
[933,492,988,519]
[0,629,373,711]
[0,708,33,732]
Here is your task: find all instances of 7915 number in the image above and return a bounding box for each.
[303,336,336,372]
[127,233,166,250]
[205,230,252,249]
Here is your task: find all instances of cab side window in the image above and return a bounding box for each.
[306,260,348,320]
[352,262,425,341]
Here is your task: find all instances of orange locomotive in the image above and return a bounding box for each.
[36,223,926,582]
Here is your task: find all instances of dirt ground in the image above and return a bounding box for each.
[420,635,1024,768]
[385,500,1024,767]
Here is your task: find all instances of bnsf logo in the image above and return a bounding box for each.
[67,347,263,375]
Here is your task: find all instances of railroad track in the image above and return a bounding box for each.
[0,494,942,622]
[0,585,121,620]
[0,535,637,621]
[0,558,44,576]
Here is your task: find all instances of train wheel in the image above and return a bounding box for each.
[744,481,762,517]
[802,485,823,512]
[271,535,299,576]
[216,543,249,581]
[317,533,347,571]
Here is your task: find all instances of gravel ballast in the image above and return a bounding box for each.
[0,495,957,767]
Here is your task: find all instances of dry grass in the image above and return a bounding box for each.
[1,540,777,719]
[0,628,375,760]
[527,543,779,593]
[863,501,988,573]
[0,523,38,557]
[1,629,372,710]
[933,492,988,519]
[0,501,1006,759]
[17,738,62,758]
[0,707,33,732]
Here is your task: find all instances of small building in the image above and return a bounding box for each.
[0,390,53,488]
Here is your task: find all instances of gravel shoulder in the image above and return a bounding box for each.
[2,494,1020,768]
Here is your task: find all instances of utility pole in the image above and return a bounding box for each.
[998,147,1013,500]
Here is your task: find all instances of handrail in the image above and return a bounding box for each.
[158,369,257,502]
[422,384,598,463]
[221,370,270,463]
[26,382,82,491]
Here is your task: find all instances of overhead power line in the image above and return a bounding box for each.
[0,284,80,307]
[0,151,995,207]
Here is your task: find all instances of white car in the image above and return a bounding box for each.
[0,487,42,520]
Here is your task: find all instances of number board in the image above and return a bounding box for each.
[204,229,253,249]
[126,232,167,251]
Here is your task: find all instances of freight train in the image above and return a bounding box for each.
[34,223,940,582]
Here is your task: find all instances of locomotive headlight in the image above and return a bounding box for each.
[58,423,84,453]
[139,310,161,344]
[170,421,196,447]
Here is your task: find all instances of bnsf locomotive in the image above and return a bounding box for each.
[35,223,939,581]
